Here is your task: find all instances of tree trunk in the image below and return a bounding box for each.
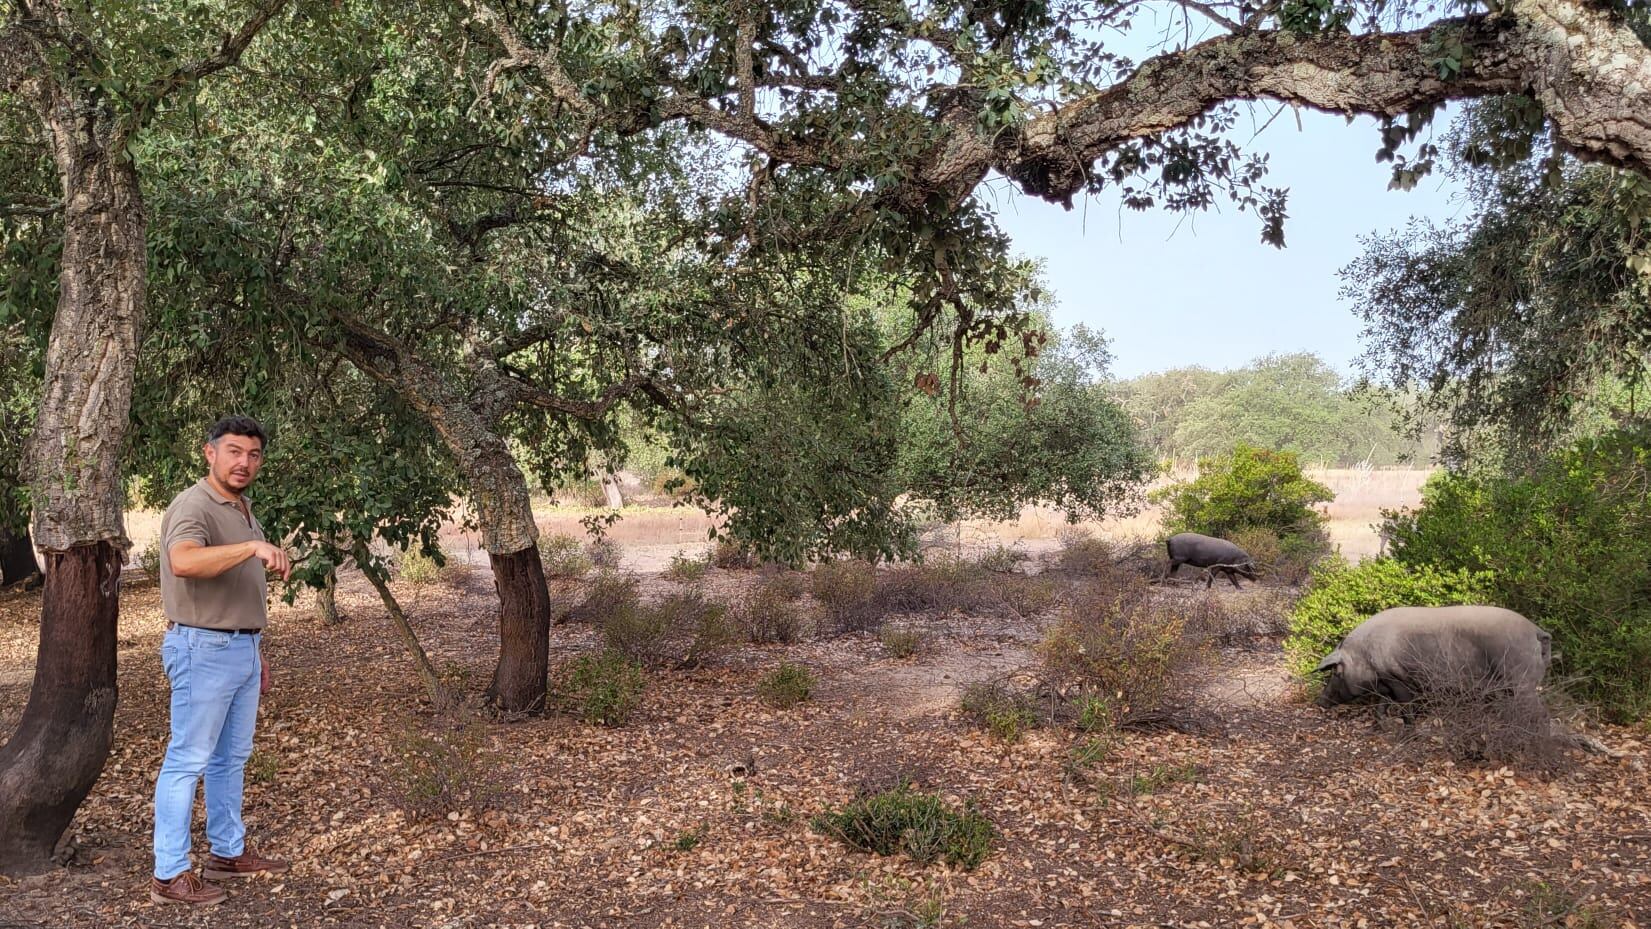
[0,102,145,876]
[485,547,551,714]
[333,318,552,714]
[0,526,40,588]
[600,471,624,510]
[314,566,340,625]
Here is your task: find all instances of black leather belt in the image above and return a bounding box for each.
[168,622,262,635]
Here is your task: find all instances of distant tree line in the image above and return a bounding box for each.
[1111,353,1438,467]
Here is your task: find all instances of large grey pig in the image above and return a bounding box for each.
[1314,605,1551,709]
[1165,532,1258,589]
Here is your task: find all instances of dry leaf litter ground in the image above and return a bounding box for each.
[0,552,1647,929]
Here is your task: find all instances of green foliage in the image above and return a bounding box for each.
[137,539,163,582]
[663,552,710,583]
[880,625,925,659]
[538,533,593,580]
[757,663,816,709]
[892,319,1154,524]
[1284,558,1495,677]
[600,589,735,670]
[1115,355,1432,466]
[812,781,996,870]
[735,578,813,644]
[396,544,446,586]
[1347,101,1651,462]
[389,713,502,819]
[1381,432,1651,721]
[1040,576,1208,723]
[959,681,1040,743]
[1154,444,1333,541]
[563,651,646,727]
[810,559,882,632]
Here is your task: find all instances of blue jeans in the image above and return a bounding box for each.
[152,625,262,879]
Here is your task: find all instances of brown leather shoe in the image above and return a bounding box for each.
[204,845,290,880]
[150,871,227,905]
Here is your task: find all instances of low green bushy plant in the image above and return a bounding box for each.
[601,589,735,670]
[538,533,593,579]
[758,662,816,708]
[137,539,163,581]
[959,681,1040,743]
[563,651,645,726]
[812,780,996,870]
[397,544,444,585]
[1153,444,1333,542]
[880,624,925,658]
[664,551,710,583]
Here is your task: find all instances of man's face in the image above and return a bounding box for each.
[203,434,265,492]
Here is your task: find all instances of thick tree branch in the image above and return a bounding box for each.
[993,2,1651,206]
[468,0,592,114]
[124,0,291,137]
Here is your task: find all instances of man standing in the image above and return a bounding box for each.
[150,416,292,906]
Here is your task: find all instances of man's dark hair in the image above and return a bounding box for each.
[206,415,268,449]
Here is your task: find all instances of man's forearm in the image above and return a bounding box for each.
[170,541,258,579]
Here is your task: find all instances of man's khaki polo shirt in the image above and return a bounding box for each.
[159,479,269,631]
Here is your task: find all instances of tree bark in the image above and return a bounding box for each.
[0,544,122,874]
[331,316,552,713]
[0,525,40,589]
[0,100,145,873]
[485,547,551,715]
[315,566,340,625]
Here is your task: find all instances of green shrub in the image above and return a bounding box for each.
[562,651,645,726]
[1153,444,1333,541]
[664,552,710,583]
[538,533,593,579]
[1284,557,1495,678]
[601,589,735,670]
[758,663,816,708]
[565,571,640,625]
[959,681,1039,742]
[397,544,444,585]
[812,780,996,870]
[137,539,163,581]
[736,579,814,644]
[388,712,502,817]
[973,544,1026,574]
[1040,575,1208,725]
[810,559,881,632]
[1382,433,1651,721]
[880,624,925,658]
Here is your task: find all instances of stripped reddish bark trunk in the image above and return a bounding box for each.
[485,547,552,714]
[0,544,121,873]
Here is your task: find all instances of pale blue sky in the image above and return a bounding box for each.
[984,105,1469,380]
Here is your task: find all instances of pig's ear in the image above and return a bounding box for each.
[1313,651,1344,675]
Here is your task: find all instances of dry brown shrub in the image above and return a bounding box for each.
[564,571,641,625]
[1372,660,1579,771]
[386,709,503,821]
[810,559,882,633]
[736,577,815,644]
[602,589,737,670]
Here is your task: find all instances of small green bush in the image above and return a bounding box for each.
[397,545,444,585]
[1153,444,1333,542]
[137,539,163,581]
[959,681,1040,743]
[758,662,816,708]
[810,559,881,632]
[1284,557,1495,678]
[736,579,814,644]
[565,571,640,625]
[880,625,925,658]
[1040,575,1207,725]
[563,651,645,726]
[601,589,735,670]
[812,780,996,870]
[664,551,710,583]
[538,533,593,579]
[388,712,502,818]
